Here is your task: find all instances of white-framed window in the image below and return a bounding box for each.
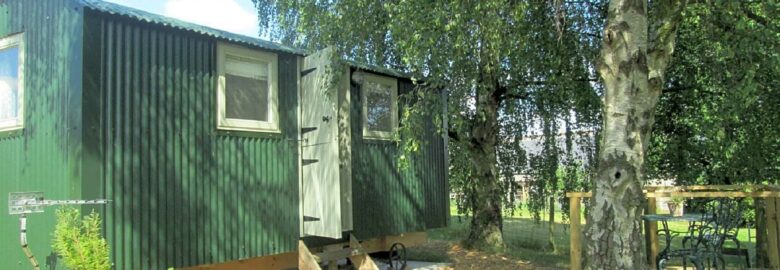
[0,33,24,132]
[216,43,279,133]
[362,73,398,140]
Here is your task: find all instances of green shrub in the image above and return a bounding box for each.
[52,207,111,270]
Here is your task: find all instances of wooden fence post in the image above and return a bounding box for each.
[570,196,582,270]
[644,196,658,268]
[767,197,780,268]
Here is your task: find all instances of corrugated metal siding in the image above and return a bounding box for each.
[351,78,448,239]
[0,1,83,269]
[415,83,449,229]
[82,12,300,269]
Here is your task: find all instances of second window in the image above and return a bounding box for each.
[362,73,397,140]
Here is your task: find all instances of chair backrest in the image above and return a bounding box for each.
[701,198,744,250]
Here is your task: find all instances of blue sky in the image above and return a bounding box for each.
[105,0,261,37]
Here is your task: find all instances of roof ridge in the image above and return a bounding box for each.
[76,0,413,79]
[77,0,306,55]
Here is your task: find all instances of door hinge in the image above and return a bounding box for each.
[301,67,317,77]
[303,216,321,222]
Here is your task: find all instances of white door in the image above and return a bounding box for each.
[301,48,342,238]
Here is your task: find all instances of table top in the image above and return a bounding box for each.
[642,213,708,222]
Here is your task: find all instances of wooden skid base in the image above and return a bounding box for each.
[182,232,427,270]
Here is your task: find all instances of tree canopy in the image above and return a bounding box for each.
[253,0,779,266]
[649,1,780,186]
[255,0,604,249]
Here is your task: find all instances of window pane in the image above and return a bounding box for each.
[226,56,267,79]
[0,46,19,122]
[366,82,392,132]
[225,74,268,121]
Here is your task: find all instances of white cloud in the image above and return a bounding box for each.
[0,77,17,120]
[164,0,259,37]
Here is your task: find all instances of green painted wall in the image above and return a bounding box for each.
[351,77,449,240]
[82,12,300,269]
[0,0,83,269]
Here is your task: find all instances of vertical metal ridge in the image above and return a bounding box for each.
[149,27,161,270]
[140,26,151,270]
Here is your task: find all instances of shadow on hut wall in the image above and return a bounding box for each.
[350,80,431,240]
[83,14,300,269]
[0,1,83,269]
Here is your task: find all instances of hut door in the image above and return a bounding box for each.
[301,48,344,238]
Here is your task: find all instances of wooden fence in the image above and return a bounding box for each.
[567,185,780,270]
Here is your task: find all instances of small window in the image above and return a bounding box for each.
[362,73,397,139]
[0,33,24,132]
[216,43,279,132]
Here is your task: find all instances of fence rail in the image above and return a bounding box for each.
[566,184,780,270]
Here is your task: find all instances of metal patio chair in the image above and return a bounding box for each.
[688,199,746,270]
[656,198,748,270]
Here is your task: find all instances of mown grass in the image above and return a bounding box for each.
[408,207,574,268]
[408,205,758,269]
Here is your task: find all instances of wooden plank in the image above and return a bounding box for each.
[180,251,298,270]
[360,231,428,253]
[646,191,780,198]
[644,197,659,269]
[762,184,780,191]
[182,232,426,270]
[299,240,322,270]
[566,192,592,198]
[570,196,582,270]
[567,185,780,199]
[767,198,780,269]
[349,235,379,270]
[569,190,780,199]
[314,248,358,262]
[647,184,767,192]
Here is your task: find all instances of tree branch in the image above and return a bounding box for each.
[647,0,687,95]
[744,10,770,27]
[448,129,462,142]
[663,85,694,93]
[741,6,779,33]
[521,78,598,85]
[496,77,598,102]
[663,85,722,96]
[503,92,530,100]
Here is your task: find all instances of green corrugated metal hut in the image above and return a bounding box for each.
[0,0,449,269]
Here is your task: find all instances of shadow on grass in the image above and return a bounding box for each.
[408,216,571,269]
[411,214,757,269]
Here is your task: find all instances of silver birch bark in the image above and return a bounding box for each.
[585,0,685,268]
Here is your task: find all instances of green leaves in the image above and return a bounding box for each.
[255,0,604,229]
[52,207,111,270]
[648,0,780,185]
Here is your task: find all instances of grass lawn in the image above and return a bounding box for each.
[407,206,758,269]
[407,206,575,269]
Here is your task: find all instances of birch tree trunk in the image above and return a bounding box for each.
[464,82,505,250]
[755,199,770,267]
[548,196,557,252]
[585,0,685,268]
